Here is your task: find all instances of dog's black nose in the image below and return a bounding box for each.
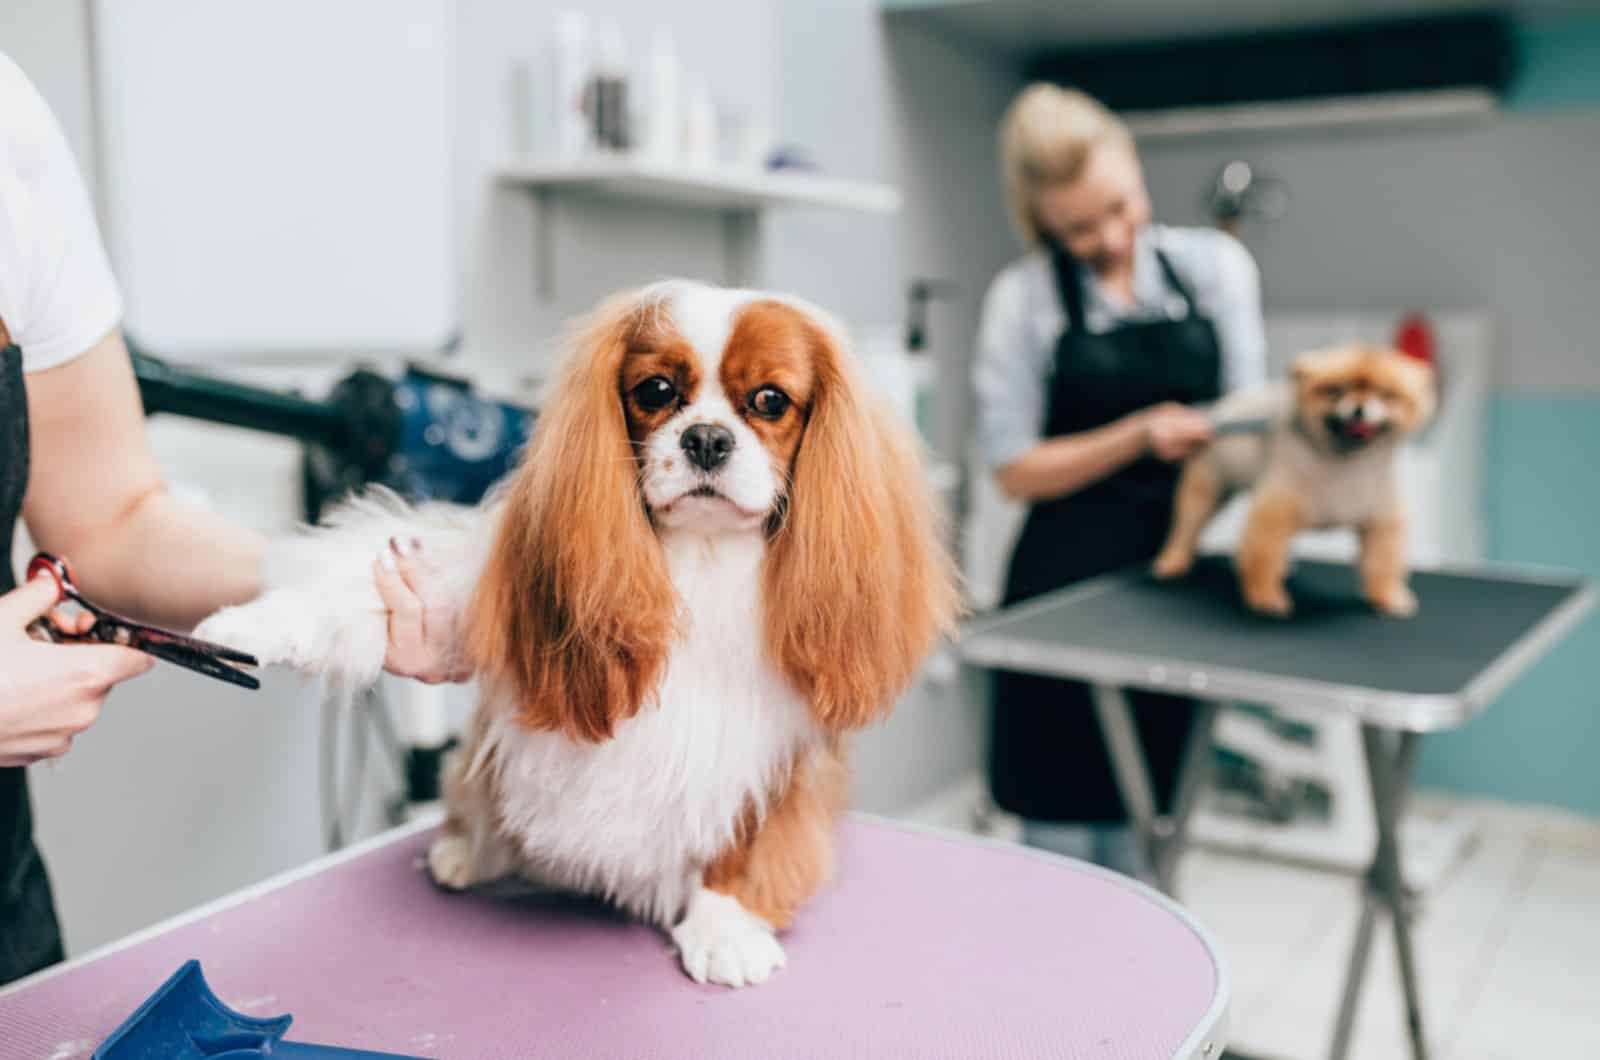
[681,423,735,472]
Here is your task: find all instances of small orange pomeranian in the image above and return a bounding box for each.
[1154,344,1437,617]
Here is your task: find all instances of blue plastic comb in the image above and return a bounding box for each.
[95,961,424,1059]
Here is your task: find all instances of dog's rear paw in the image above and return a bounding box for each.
[427,834,477,891]
[671,890,786,988]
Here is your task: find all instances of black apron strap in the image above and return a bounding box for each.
[0,331,68,985]
[1048,243,1087,333]
[1053,242,1196,332]
[1152,247,1197,313]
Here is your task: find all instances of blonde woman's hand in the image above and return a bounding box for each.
[1141,402,1214,463]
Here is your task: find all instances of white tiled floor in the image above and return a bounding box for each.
[1176,797,1600,1060]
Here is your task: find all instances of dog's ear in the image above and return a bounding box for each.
[465,291,678,742]
[1387,346,1439,428]
[762,312,961,731]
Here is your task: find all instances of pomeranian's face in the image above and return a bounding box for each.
[1292,344,1436,455]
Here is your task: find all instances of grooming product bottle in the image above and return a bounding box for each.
[905,279,956,442]
[683,78,716,167]
[591,20,630,151]
[641,33,682,163]
[553,11,591,159]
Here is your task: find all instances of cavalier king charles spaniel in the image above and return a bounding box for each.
[198,280,959,987]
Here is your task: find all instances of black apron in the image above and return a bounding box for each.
[988,244,1222,823]
[0,334,68,983]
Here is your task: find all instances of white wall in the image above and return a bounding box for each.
[451,0,779,374]
[4,0,1019,952]
[1134,108,1600,391]
[0,0,97,171]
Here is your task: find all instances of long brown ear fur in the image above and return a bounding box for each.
[763,317,961,730]
[465,292,678,742]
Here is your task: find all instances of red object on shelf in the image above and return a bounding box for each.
[1393,313,1436,366]
[1393,312,1444,414]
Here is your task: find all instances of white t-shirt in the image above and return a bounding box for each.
[0,52,122,373]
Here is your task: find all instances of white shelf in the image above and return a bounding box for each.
[497,157,902,214]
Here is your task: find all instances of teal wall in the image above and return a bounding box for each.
[1414,16,1600,815]
[1510,16,1600,110]
[1416,397,1600,814]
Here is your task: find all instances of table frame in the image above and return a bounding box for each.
[0,812,1232,1060]
[962,562,1594,1060]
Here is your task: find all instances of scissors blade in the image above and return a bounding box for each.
[132,626,259,667]
[137,640,262,690]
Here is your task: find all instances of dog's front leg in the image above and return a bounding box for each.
[196,582,390,690]
[1236,488,1302,616]
[671,748,846,987]
[1154,457,1223,579]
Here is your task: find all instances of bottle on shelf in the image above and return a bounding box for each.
[640,32,682,164]
[590,20,630,151]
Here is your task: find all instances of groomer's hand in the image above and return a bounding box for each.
[1141,402,1214,462]
[373,537,473,684]
[0,573,153,766]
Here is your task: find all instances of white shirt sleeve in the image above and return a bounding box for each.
[971,263,1054,471]
[0,52,123,373]
[1206,232,1268,393]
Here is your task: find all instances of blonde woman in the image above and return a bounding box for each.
[974,85,1266,873]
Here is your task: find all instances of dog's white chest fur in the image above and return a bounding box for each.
[481,529,816,924]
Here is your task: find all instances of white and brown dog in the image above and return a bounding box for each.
[198,281,959,988]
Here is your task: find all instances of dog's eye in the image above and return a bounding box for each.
[748,386,791,420]
[1317,384,1343,400]
[631,376,678,413]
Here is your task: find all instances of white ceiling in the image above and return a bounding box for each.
[883,0,1600,57]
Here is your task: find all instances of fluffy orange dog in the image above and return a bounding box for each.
[1153,344,1436,617]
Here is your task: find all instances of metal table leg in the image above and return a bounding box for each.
[1328,726,1427,1060]
[1158,698,1221,894]
[1090,684,1220,896]
[1088,690,1430,1059]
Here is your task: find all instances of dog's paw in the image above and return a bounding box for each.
[671,889,786,988]
[1152,548,1193,580]
[1243,584,1294,618]
[195,589,387,686]
[194,597,303,667]
[1367,583,1419,618]
[426,834,477,891]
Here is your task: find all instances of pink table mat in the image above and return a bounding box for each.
[0,818,1225,1059]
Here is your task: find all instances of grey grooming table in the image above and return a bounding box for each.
[961,556,1594,1060]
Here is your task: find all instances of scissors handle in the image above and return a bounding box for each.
[23,552,259,690]
[26,552,76,606]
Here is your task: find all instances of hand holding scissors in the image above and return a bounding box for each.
[25,553,259,690]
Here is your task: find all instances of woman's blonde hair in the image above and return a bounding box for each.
[1000,83,1133,247]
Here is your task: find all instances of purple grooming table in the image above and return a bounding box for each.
[0,817,1227,1060]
